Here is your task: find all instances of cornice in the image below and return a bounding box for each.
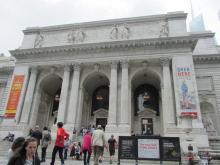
[193,54,220,64]
[10,36,197,59]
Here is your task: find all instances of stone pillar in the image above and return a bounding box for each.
[118,60,130,133]
[20,67,38,124]
[106,61,118,132]
[160,57,175,135]
[75,87,84,130]
[57,65,70,123]
[67,63,81,128]
[29,87,41,128]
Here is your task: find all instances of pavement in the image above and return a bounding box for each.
[0,156,147,165]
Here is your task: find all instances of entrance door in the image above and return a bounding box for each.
[96,118,107,131]
[141,118,153,135]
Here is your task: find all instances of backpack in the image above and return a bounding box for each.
[44,134,50,141]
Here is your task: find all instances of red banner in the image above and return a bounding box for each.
[5,75,24,118]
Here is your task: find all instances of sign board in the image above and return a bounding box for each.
[118,136,136,160]
[161,137,181,161]
[118,136,181,163]
[138,137,160,160]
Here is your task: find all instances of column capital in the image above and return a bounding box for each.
[110,61,118,69]
[63,64,71,72]
[30,66,38,74]
[120,60,129,68]
[72,63,81,71]
[160,57,170,66]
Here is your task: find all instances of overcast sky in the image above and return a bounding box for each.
[0,0,219,57]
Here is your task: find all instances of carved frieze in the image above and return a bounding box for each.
[159,21,169,38]
[67,29,86,43]
[110,24,130,40]
[34,32,44,48]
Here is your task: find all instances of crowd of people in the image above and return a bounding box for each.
[6,123,118,165]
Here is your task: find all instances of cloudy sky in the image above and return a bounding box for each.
[0,0,219,57]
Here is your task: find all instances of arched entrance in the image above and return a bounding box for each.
[35,74,62,129]
[131,69,161,135]
[81,73,110,130]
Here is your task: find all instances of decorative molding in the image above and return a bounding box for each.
[30,66,38,74]
[110,61,118,69]
[11,36,198,58]
[63,65,71,72]
[159,57,170,66]
[120,60,129,68]
[73,63,81,71]
[193,55,220,64]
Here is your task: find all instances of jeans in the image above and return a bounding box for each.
[83,149,91,165]
[41,147,47,161]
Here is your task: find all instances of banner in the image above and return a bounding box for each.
[173,57,198,118]
[138,138,160,160]
[5,75,24,118]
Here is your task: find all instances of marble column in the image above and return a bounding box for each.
[160,57,175,134]
[106,61,118,131]
[20,67,38,124]
[118,60,130,132]
[29,87,41,128]
[67,63,81,127]
[57,65,70,123]
[75,87,84,130]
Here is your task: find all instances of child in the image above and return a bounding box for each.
[75,142,81,160]
[63,136,71,160]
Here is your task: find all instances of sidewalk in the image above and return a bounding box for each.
[0,156,161,165]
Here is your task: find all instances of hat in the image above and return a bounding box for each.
[97,125,102,129]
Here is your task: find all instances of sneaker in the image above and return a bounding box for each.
[99,160,102,163]
[110,160,113,164]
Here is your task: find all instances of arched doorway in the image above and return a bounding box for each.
[131,69,161,135]
[81,73,110,130]
[35,74,62,130]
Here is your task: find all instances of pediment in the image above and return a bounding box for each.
[93,108,108,116]
[137,108,157,116]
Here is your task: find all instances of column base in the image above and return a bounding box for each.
[118,124,131,135]
[105,124,117,132]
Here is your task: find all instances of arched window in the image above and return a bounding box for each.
[92,86,109,114]
[134,84,159,115]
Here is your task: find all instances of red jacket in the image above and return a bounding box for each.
[55,127,69,147]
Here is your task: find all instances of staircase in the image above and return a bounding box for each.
[0,140,12,157]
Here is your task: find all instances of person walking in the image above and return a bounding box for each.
[92,125,105,165]
[108,135,117,164]
[7,137,40,165]
[7,137,25,161]
[82,130,92,165]
[41,126,51,162]
[50,122,69,165]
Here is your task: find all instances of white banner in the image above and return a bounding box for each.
[138,139,160,159]
[173,56,198,118]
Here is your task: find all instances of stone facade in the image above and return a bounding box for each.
[1,11,220,155]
